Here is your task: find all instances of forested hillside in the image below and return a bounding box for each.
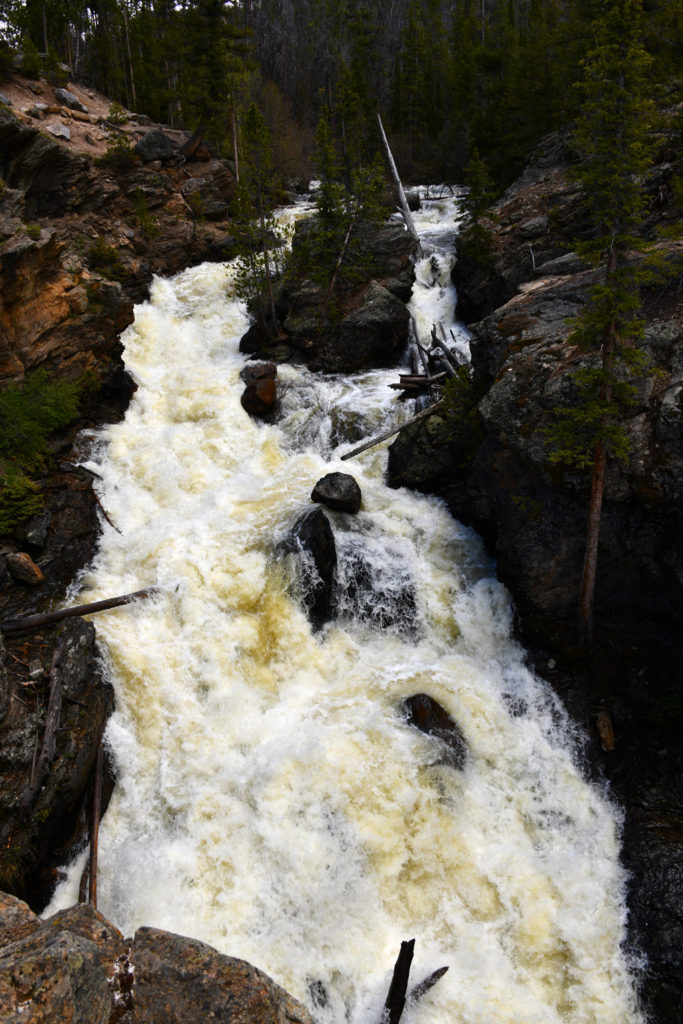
[2,0,682,189]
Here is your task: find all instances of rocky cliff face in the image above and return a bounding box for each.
[388,130,683,1022]
[1,75,238,392]
[0,70,241,924]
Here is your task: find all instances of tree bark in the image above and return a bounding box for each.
[382,939,415,1024]
[88,741,103,909]
[1,588,158,634]
[21,638,66,809]
[377,114,422,255]
[577,438,606,644]
[341,401,444,461]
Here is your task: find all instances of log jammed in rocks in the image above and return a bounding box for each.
[0,588,158,634]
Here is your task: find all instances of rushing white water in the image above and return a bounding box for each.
[47,189,642,1024]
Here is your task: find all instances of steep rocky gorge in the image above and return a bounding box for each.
[388,130,683,1022]
[1,70,682,1021]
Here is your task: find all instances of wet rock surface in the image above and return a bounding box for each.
[311,472,362,514]
[393,131,683,1021]
[400,693,467,770]
[282,508,337,630]
[0,896,313,1024]
[240,219,417,373]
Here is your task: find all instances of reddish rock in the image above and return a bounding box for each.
[5,551,44,584]
[129,927,313,1024]
[239,361,277,384]
[240,377,277,418]
[0,893,42,948]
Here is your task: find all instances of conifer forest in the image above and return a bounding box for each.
[1,0,682,191]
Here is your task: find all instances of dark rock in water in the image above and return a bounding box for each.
[401,693,467,769]
[283,509,337,630]
[240,361,277,384]
[135,128,177,164]
[311,472,362,514]
[128,927,313,1024]
[241,377,277,418]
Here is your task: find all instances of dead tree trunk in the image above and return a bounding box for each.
[1,588,158,634]
[382,940,415,1024]
[21,638,66,809]
[341,401,444,461]
[377,114,423,257]
[88,741,103,909]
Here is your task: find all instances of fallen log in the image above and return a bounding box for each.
[21,637,66,809]
[340,400,444,461]
[0,587,159,634]
[382,939,415,1024]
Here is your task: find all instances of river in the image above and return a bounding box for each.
[45,188,643,1024]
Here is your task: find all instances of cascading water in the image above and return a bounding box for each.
[46,187,643,1024]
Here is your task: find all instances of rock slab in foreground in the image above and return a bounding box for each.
[0,894,314,1024]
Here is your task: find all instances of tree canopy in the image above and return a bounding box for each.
[2,0,681,187]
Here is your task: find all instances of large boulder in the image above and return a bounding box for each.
[129,927,313,1024]
[400,693,467,770]
[311,472,362,514]
[53,88,88,114]
[240,218,417,373]
[134,129,177,164]
[282,508,337,630]
[0,897,314,1024]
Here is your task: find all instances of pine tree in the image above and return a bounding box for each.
[548,0,655,643]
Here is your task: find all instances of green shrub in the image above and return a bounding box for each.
[108,101,129,125]
[44,47,68,87]
[24,223,41,240]
[20,37,41,79]
[87,237,128,281]
[0,369,83,532]
[130,188,158,238]
[97,133,136,169]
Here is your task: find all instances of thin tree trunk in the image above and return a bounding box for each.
[1,588,158,634]
[231,100,240,182]
[123,7,137,106]
[88,741,103,908]
[21,638,66,809]
[577,438,606,644]
[341,400,444,461]
[377,114,422,255]
[42,2,49,54]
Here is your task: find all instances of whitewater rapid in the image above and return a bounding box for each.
[46,189,642,1024]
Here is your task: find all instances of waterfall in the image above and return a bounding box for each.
[46,188,642,1024]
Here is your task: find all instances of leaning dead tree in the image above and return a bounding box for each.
[341,400,444,461]
[0,587,159,634]
[380,939,448,1024]
[377,114,423,257]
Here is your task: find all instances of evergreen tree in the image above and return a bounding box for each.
[547,0,655,642]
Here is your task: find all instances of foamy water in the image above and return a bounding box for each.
[46,190,642,1024]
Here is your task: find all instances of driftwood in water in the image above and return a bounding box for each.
[0,587,158,634]
[408,966,449,1003]
[341,400,444,461]
[377,114,422,256]
[429,325,459,376]
[21,638,66,809]
[382,939,415,1024]
[88,741,103,909]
